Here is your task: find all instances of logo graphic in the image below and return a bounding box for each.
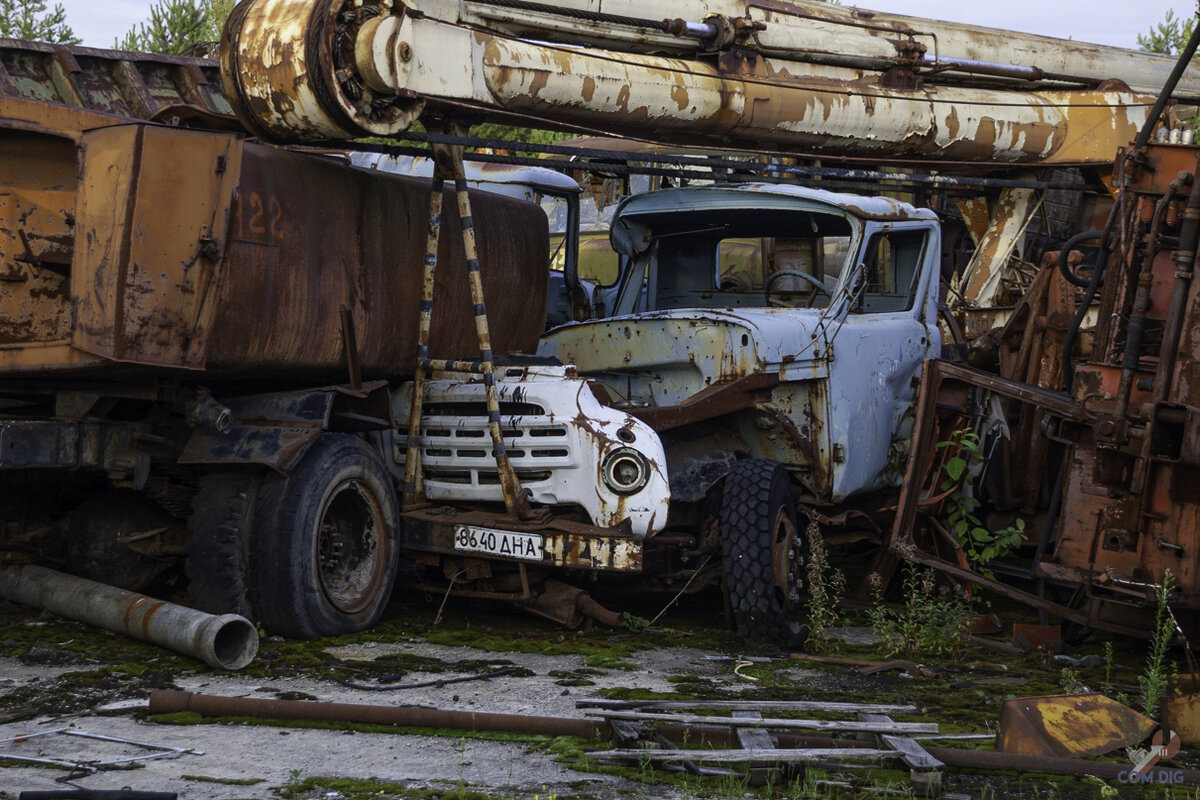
[1122,729,1182,784]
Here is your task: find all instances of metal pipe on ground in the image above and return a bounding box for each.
[0,565,257,671]
[148,691,886,748]
[148,690,608,739]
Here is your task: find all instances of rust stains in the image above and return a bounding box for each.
[616,84,631,111]
[944,105,960,141]
[670,83,689,112]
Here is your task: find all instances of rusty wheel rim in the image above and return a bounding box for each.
[771,507,803,615]
[316,479,388,614]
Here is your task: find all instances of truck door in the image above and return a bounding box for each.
[824,222,941,500]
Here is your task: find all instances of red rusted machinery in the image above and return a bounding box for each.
[883,92,1200,639]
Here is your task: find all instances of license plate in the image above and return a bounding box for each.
[453,525,544,561]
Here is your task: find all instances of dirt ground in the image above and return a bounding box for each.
[0,586,1194,800]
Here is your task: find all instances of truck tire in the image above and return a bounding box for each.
[68,492,178,592]
[250,434,400,638]
[719,459,808,648]
[186,471,262,618]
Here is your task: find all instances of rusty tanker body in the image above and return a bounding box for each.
[1,95,547,382]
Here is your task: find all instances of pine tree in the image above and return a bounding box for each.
[115,0,234,56]
[0,0,79,44]
[1138,9,1196,55]
[204,0,236,40]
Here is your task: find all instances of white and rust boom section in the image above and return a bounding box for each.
[220,0,1189,165]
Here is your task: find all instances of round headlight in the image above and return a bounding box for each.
[602,448,650,495]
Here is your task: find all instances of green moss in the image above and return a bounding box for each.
[582,654,634,670]
[150,711,205,725]
[179,774,265,786]
[275,774,599,800]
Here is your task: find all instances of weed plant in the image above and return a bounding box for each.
[803,520,846,653]
[937,428,1024,575]
[866,565,968,659]
[1138,569,1177,720]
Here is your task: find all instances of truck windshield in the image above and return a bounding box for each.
[649,212,853,311]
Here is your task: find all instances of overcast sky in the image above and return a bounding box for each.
[50,0,1196,51]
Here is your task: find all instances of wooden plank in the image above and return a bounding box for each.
[609,719,642,746]
[733,710,779,788]
[912,733,993,741]
[593,747,896,766]
[857,712,894,744]
[587,710,938,735]
[881,735,944,772]
[733,711,776,750]
[873,713,944,800]
[578,699,919,715]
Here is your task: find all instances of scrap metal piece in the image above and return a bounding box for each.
[148,690,607,738]
[0,728,203,774]
[1166,675,1200,747]
[525,579,624,628]
[997,694,1155,758]
[1011,623,1063,653]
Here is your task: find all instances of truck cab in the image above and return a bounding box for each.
[541,183,942,505]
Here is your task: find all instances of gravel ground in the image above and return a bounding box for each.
[0,590,1172,800]
[0,610,758,799]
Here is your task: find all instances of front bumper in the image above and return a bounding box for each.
[400,506,643,573]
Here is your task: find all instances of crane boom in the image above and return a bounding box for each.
[220,0,1181,165]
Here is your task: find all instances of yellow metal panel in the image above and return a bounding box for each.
[0,132,76,353]
[997,694,1155,758]
[72,124,243,369]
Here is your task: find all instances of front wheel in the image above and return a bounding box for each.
[250,434,401,638]
[719,459,808,647]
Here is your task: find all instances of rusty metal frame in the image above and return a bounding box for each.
[627,372,780,431]
[403,125,530,519]
[875,359,1155,639]
[0,727,202,773]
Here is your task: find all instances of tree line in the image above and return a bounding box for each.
[1,0,234,54]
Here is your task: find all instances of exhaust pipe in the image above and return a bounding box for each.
[0,565,258,671]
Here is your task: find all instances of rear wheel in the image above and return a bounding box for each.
[251,434,400,638]
[186,471,262,618]
[719,459,808,647]
[69,492,178,592]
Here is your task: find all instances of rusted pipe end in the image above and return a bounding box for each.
[148,689,193,715]
[200,614,259,671]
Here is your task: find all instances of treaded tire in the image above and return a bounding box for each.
[186,472,262,618]
[719,459,808,648]
[250,434,401,639]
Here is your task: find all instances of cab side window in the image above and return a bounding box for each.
[854,229,927,313]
